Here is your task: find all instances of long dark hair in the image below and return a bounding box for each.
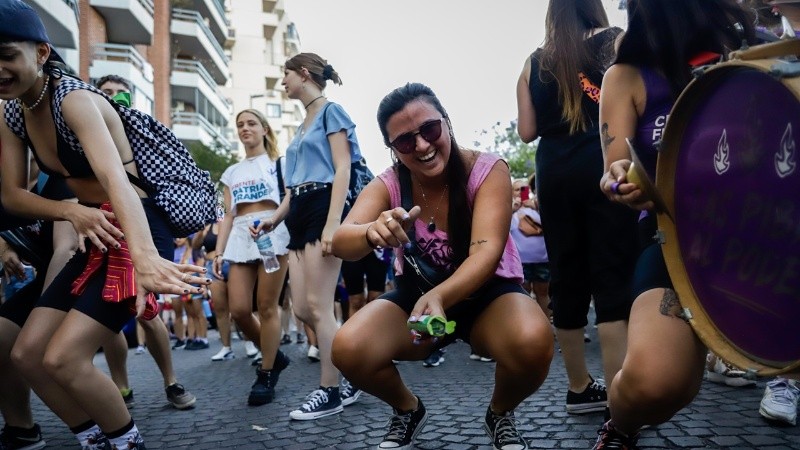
[377,83,471,266]
[538,0,612,134]
[616,0,755,99]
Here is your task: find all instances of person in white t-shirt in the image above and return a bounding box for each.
[213,109,291,406]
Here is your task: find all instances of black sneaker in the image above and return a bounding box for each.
[121,388,135,409]
[378,396,428,450]
[121,432,147,450]
[89,435,113,450]
[0,424,46,450]
[171,339,187,350]
[340,378,362,407]
[295,333,305,344]
[484,407,528,450]
[185,339,209,350]
[165,383,197,410]
[592,420,639,449]
[248,367,275,406]
[280,334,292,345]
[422,348,445,367]
[566,376,607,414]
[289,387,343,420]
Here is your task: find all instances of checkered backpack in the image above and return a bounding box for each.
[3,76,219,237]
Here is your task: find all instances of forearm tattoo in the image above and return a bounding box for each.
[469,240,488,247]
[601,123,615,155]
[659,289,686,320]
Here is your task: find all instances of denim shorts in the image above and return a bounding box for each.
[522,262,551,283]
[205,258,231,282]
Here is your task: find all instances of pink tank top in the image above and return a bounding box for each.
[377,152,523,283]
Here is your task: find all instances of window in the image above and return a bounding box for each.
[265,103,282,118]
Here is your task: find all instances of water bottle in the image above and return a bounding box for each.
[253,219,280,273]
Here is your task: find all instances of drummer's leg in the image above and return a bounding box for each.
[607,287,707,435]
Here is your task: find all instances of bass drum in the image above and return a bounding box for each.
[658,39,800,377]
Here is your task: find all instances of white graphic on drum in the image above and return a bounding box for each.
[775,123,796,178]
[714,129,730,175]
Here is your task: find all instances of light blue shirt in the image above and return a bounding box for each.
[285,102,362,187]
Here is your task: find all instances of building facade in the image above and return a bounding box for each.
[25,0,303,155]
[224,0,303,153]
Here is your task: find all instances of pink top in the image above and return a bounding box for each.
[377,152,523,284]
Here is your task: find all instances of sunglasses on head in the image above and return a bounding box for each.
[390,118,445,154]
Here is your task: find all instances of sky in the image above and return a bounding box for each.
[283,0,628,173]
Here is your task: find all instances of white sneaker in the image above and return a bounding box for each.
[245,341,259,358]
[211,346,235,361]
[134,345,146,355]
[307,345,320,362]
[760,377,799,425]
[705,354,756,387]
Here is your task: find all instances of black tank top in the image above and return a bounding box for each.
[202,225,218,253]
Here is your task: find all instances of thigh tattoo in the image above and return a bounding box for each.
[659,289,688,322]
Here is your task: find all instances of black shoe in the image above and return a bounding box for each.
[295,333,305,344]
[185,339,209,350]
[248,367,276,406]
[484,407,528,450]
[270,350,290,387]
[422,348,445,367]
[165,383,197,410]
[280,334,292,345]
[171,339,187,350]
[592,420,639,449]
[289,386,343,420]
[340,378,362,407]
[378,397,428,449]
[0,424,46,450]
[566,376,607,414]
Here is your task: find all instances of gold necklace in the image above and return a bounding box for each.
[418,183,447,232]
[19,75,50,111]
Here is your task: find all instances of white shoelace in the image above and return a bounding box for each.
[300,389,329,411]
[384,412,414,442]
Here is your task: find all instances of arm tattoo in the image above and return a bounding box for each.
[469,240,488,247]
[601,123,615,155]
[659,289,686,320]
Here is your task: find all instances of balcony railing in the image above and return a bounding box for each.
[172,111,231,148]
[172,8,229,63]
[93,43,149,74]
[172,59,232,108]
[138,0,154,15]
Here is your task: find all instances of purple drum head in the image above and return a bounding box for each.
[674,67,800,367]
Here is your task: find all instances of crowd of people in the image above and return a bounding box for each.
[0,0,798,449]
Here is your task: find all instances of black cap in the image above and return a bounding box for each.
[0,0,65,63]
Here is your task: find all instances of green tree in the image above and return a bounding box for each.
[477,119,537,179]
[186,139,239,184]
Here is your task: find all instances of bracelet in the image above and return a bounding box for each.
[365,223,379,249]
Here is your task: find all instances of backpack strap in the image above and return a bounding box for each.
[276,156,285,201]
[398,164,416,243]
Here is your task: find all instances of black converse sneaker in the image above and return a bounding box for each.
[340,378,362,407]
[592,420,639,450]
[566,376,607,414]
[0,424,46,450]
[484,407,528,450]
[289,386,343,420]
[379,396,428,450]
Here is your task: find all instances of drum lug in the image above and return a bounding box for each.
[744,368,758,380]
[654,230,666,244]
[770,60,800,79]
[681,307,693,321]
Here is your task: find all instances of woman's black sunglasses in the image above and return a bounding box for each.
[390,118,445,154]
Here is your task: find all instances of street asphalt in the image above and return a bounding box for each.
[20,320,800,449]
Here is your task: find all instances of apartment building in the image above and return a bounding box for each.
[24,0,302,153]
[224,0,303,153]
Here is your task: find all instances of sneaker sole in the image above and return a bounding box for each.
[566,402,608,414]
[341,390,362,407]
[211,354,235,361]
[759,405,797,426]
[170,397,197,410]
[289,405,343,420]
[379,409,429,450]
